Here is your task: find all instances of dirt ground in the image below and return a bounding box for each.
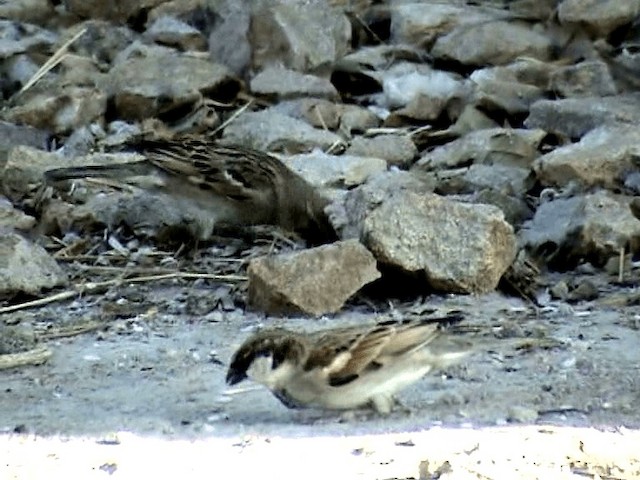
[2,261,640,478]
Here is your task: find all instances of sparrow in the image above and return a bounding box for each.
[44,138,336,243]
[226,314,470,414]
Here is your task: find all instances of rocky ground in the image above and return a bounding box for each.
[2,0,640,478]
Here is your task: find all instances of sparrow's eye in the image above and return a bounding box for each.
[254,349,273,361]
[272,349,287,369]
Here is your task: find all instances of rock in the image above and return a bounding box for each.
[525,93,640,138]
[470,67,546,115]
[390,3,502,47]
[549,60,617,98]
[107,45,239,120]
[0,19,57,59]
[274,99,380,134]
[533,124,640,189]
[558,0,640,36]
[380,62,469,121]
[0,197,36,232]
[363,191,517,293]
[473,189,533,227]
[250,0,351,73]
[432,20,552,66]
[415,128,546,171]
[0,0,54,24]
[346,134,417,168]
[339,105,380,134]
[72,20,137,65]
[0,121,49,152]
[333,170,436,240]
[144,15,207,51]
[63,0,164,21]
[0,231,67,296]
[567,279,599,302]
[221,109,344,153]
[207,1,252,75]
[247,239,380,316]
[283,151,386,188]
[2,146,59,200]
[522,191,640,269]
[250,65,339,101]
[5,87,108,135]
[454,164,533,197]
[275,99,343,130]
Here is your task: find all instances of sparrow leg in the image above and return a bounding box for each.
[371,394,414,416]
[370,394,394,415]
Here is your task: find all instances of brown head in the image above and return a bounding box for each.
[226,329,308,386]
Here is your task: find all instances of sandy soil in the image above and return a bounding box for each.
[2,264,640,478]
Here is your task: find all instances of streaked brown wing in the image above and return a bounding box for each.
[304,323,396,386]
[140,139,280,202]
[305,316,460,387]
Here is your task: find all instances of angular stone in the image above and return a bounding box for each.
[390,3,502,47]
[247,239,380,316]
[533,124,640,189]
[522,191,640,269]
[63,0,165,21]
[284,151,386,188]
[5,87,107,135]
[346,135,417,168]
[0,231,67,296]
[107,46,239,120]
[558,0,640,36]
[415,128,546,171]
[525,94,640,138]
[549,60,617,98]
[250,0,351,72]
[363,191,517,293]
[432,20,552,66]
[221,109,344,153]
[250,66,339,100]
[0,197,36,232]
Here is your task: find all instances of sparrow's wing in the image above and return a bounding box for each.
[140,139,280,202]
[306,315,462,387]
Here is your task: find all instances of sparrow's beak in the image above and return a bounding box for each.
[225,368,246,386]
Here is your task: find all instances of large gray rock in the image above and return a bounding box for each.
[5,87,107,135]
[221,110,344,153]
[525,94,640,138]
[432,20,552,66]
[558,0,640,36]
[63,0,164,21]
[534,124,640,189]
[335,171,516,293]
[363,191,517,294]
[415,128,546,171]
[390,3,503,47]
[250,65,339,100]
[250,0,351,73]
[247,239,380,316]
[107,44,239,120]
[0,231,67,296]
[283,151,386,189]
[346,134,418,168]
[0,197,36,232]
[522,191,640,268]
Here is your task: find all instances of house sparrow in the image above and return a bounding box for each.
[44,139,336,243]
[226,314,470,414]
